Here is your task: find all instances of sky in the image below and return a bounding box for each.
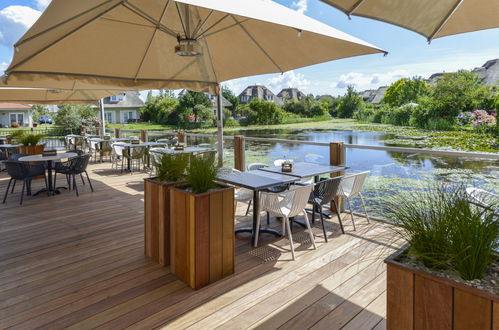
[0,0,498,99]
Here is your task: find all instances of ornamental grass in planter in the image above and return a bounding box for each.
[144,153,189,266]
[383,184,498,330]
[170,155,235,290]
[11,131,45,154]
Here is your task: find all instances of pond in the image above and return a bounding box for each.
[186,127,499,219]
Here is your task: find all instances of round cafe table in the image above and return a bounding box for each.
[18,152,77,196]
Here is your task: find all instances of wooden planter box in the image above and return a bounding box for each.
[19,145,44,154]
[170,185,235,290]
[386,250,499,330]
[144,178,180,266]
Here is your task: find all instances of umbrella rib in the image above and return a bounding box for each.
[7,1,125,73]
[101,17,155,29]
[192,10,214,39]
[200,18,250,39]
[122,2,178,37]
[133,0,172,81]
[230,15,283,73]
[427,0,464,42]
[199,14,231,37]
[347,0,367,17]
[193,6,218,83]
[14,0,117,48]
[175,3,188,37]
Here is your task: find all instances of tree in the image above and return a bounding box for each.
[174,90,212,125]
[55,105,84,131]
[221,86,239,112]
[337,86,365,118]
[140,90,178,124]
[242,99,284,125]
[178,90,212,110]
[383,77,430,107]
[31,105,50,122]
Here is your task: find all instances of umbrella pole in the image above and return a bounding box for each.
[99,98,106,137]
[216,90,223,167]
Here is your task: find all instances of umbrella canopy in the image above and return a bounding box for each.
[3,0,386,94]
[0,88,121,105]
[320,0,499,41]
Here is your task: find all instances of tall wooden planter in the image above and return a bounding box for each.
[144,178,179,266]
[170,185,235,290]
[386,250,499,330]
[19,145,44,154]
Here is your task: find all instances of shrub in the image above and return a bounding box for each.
[383,77,430,107]
[456,111,474,126]
[372,105,390,123]
[354,105,375,121]
[382,105,414,126]
[426,117,454,131]
[471,109,496,133]
[243,99,284,125]
[383,184,498,280]
[337,86,365,118]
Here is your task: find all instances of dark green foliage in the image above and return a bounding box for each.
[221,86,239,111]
[353,104,375,121]
[140,90,178,125]
[155,153,189,183]
[55,105,96,131]
[242,99,284,125]
[384,184,498,280]
[383,77,430,107]
[336,86,365,118]
[31,105,50,122]
[187,155,218,194]
[283,97,329,118]
[11,131,45,146]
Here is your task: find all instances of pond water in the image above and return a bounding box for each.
[186,127,499,218]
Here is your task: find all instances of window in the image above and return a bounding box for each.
[104,111,112,123]
[10,113,24,126]
[265,95,273,101]
[110,94,125,102]
[122,110,135,123]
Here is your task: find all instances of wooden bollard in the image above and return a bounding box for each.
[115,128,121,138]
[140,130,148,142]
[330,142,345,212]
[177,131,185,144]
[234,135,245,171]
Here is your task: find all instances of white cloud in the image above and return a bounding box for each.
[332,69,409,91]
[267,70,310,93]
[222,77,250,95]
[35,0,51,10]
[0,5,41,47]
[291,0,308,14]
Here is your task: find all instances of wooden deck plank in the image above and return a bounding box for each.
[0,161,395,330]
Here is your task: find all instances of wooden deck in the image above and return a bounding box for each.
[0,162,401,329]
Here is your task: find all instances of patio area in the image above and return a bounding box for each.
[0,161,400,329]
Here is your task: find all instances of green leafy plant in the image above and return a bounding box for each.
[10,131,45,146]
[186,154,218,194]
[155,153,189,182]
[384,184,498,280]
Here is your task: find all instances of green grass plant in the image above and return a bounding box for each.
[383,183,498,280]
[155,153,189,183]
[186,154,218,194]
[10,130,45,146]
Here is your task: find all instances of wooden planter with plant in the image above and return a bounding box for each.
[11,131,45,154]
[144,153,189,266]
[384,185,498,330]
[170,155,235,290]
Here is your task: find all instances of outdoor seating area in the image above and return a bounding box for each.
[0,160,399,329]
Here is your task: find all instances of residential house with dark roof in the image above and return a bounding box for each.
[0,103,32,127]
[277,88,306,102]
[358,86,388,104]
[99,91,144,124]
[238,85,283,105]
[428,59,499,86]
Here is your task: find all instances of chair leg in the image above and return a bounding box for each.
[318,205,328,243]
[73,174,79,196]
[44,176,49,197]
[245,200,252,216]
[332,200,345,234]
[85,171,94,192]
[303,210,318,250]
[346,197,356,231]
[80,173,85,185]
[11,180,16,194]
[267,212,270,225]
[65,174,71,189]
[359,193,370,223]
[3,178,13,204]
[284,216,295,260]
[20,180,26,205]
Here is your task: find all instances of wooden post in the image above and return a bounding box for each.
[79,125,85,135]
[140,130,148,142]
[330,142,345,212]
[234,135,245,171]
[177,131,185,145]
[115,128,121,138]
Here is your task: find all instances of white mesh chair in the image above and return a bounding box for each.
[466,187,499,214]
[337,171,370,230]
[218,168,254,215]
[111,143,126,173]
[247,162,268,171]
[257,185,316,259]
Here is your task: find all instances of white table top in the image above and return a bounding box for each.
[113,142,163,147]
[0,144,22,148]
[18,152,77,162]
[150,147,214,154]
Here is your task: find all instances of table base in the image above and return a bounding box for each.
[235,227,281,239]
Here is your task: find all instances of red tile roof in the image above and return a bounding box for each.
[0,103,31,109]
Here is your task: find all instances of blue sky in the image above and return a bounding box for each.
[1,0,498,97]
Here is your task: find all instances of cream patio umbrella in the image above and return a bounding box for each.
[2,0,386,163]
[320,0,499,42]
[0,88,120,105]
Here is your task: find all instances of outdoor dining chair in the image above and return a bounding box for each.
[257,185,316,260]
[308,177,344,242]
[124,146,147,173]
[466,187,499,215]
[247,162,268,171]
[3,161,48,205]
[97,140,112,162]
[111,143,125,173]
[337,171,371,231]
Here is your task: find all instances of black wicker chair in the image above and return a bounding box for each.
[308,177,344,242]
[8,153,30,161]
[3,161,48,205]
[56,154,93,196]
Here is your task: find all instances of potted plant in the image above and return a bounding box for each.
[384,184,498,330]
[144,152,189,266]
[11,131,45,154]
[170,155,235,290]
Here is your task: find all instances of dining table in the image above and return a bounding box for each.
[0,144,22,158]
[216,169,300,247]
[18,152,77,196]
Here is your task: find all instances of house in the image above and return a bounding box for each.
[277,88,306,102]
[0,103,32,128]
[358,86,388,104]
[238,85,283,105]
[99,91,144,124]
[427,59,499,86]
